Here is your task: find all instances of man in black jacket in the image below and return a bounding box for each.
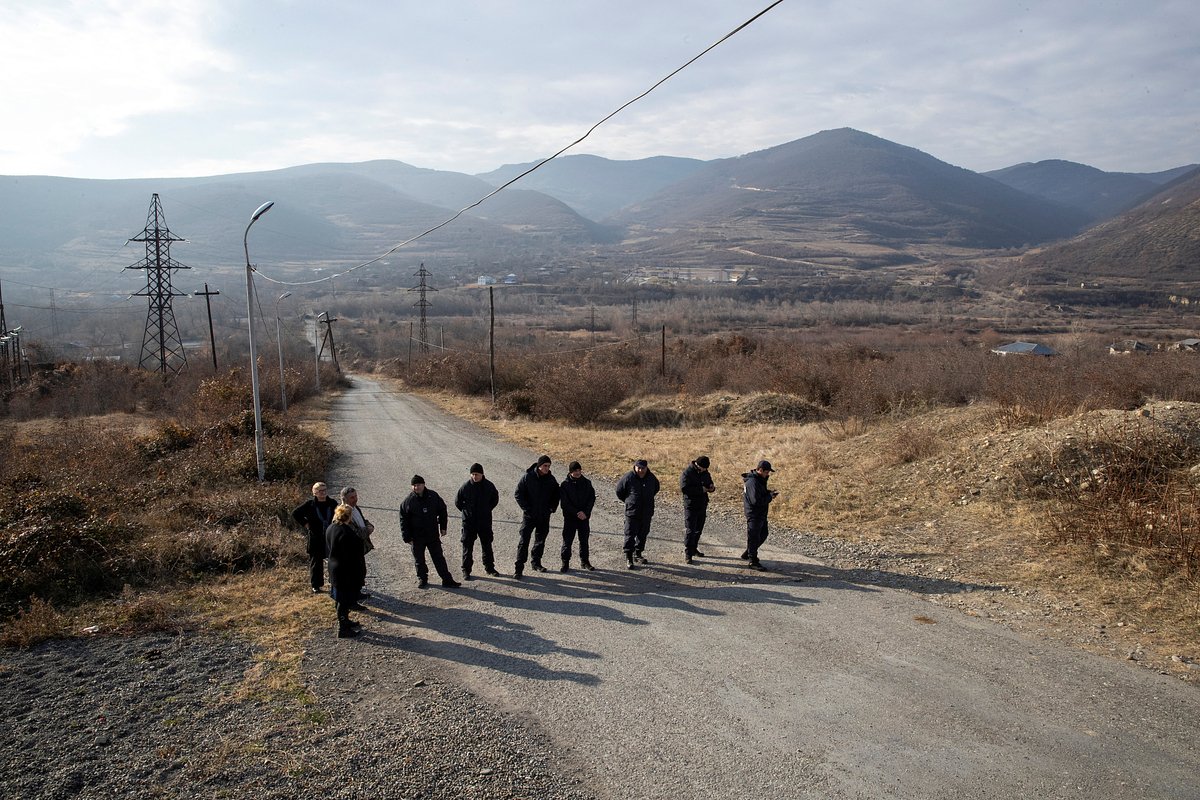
[680,456,716,564]
[559,461,596,572]
[742,460,778,571]
[455,463,501,578]
[615,459,660,568]
[399,475,461,589]
[513,454,560,578]
[291,481,338,593]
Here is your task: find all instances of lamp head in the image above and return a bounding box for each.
[250,201,274,222]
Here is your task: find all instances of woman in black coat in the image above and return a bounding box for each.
[326,503,366,638]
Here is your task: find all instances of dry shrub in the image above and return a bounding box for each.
[819,416,869,441]
[0,596,66,648]
[1019,418,1200,576]
[879,428,943,466]
[534,359,633,425]
[731,393,823,425]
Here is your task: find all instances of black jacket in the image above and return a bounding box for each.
[742,471,774,519]
[680,463,715,509]
[399,488,449,542]
[615,469,660,518]
[515,464,560,519]
[326,522,366,589]
[559,474,596,519]
[292,496,338,555]
[455,477,500,531]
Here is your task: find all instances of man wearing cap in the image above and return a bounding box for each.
[680,456,716,564]
[615,459,660,568]
[399,475,461,589]
[741,460,779,571]
[455,463,501,578]
[513,455,560,577]
[559,461,596,572]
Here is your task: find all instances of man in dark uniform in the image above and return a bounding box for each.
[455,462,501,578]
[292,481,338,593]
[514,454,560,578]
[559,460,596,572]
[742,460,778,571]
[399,475,461,589]
[615,458,660,568]
[680,455,716,564]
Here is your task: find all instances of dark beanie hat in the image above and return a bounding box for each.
[695,456,710,469]
[411,474,425,485]
[634,459,649,468]
[568,460,582,472]
[469,463,484,474]
[537,454,552,466]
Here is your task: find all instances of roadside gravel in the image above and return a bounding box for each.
[1,629,592,800]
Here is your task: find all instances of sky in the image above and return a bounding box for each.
[1,0,1197,180]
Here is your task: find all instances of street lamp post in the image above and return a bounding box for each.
[244,200,274,482]
[275,291,292,412]
[315,311,326,393]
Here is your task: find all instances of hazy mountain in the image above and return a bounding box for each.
[615,128,1090,251]
[985,160,1167,222]
[0,163,604,285]
[476,154,705,221]
[1009,167,1200,285]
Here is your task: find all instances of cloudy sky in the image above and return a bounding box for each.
[2,0,1197,180]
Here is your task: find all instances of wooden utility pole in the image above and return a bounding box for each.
[194,284,220,370]
[661,324,666,376]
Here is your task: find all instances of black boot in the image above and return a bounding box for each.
[626,553,636,569]
[561,560,571,573]
[337,619,357,638]
[532,560,548,572]
[513,563,523,579]
[580,560,595,571]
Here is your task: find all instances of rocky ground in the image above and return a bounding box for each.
[0,627,593,800]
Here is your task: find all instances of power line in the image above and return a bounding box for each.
[251,0,785,289]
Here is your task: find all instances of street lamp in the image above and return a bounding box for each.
[275,291,292,412]
[244,200,273,482]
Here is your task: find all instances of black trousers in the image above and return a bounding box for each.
[461,525,495,574]
[411,534,454,581]
[307,533,326,589]
[516,514,551,566]
[746,516,769,560]
[331,584,360,622]
[684,504,708,555]
[561,516,590,563]
[623,514,653,555]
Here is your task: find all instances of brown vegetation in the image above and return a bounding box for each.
[0,362,337,624]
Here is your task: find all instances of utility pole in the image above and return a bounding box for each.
[590,304,596,346]
[314,312,325,393]
[661,324,666,376]
[408,263,437,355]
[194,284,220,370]
[127,193,189,374]
[0,278,12,390]
[489,287,496,404]
[318,312,340,373]
[631,296,638,332]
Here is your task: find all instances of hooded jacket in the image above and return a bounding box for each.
[399,488,449,542]
[742,470,774,519]
[615,469,660,518]
[680,462,715,509]
[515,463,560,519]
[560,473,596,519]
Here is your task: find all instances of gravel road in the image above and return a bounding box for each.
[3,375,1197,800]
[317,376,1200,799]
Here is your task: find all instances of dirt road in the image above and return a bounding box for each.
[312,376,1200,800]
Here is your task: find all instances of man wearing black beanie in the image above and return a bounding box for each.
[399,475,461,588]
[455,463,500,578]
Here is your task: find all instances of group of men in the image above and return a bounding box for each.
[294,454,780,635]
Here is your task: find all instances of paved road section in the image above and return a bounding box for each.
[317,376,1200,800]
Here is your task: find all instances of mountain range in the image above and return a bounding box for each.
[1,128,1196,295]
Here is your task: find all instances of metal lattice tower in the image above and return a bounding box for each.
[408,263,437,354]
[126,193,190,374]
